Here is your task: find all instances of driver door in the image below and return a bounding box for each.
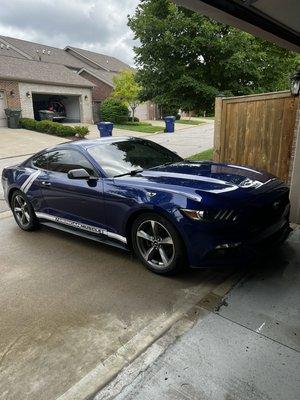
[37,148,107,233]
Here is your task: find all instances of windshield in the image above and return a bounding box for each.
[87,138,182,177]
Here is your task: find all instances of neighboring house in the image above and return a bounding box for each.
[0,35,154,126]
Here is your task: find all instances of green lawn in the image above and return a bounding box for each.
[176,119,203,125]
[187,148,214,161]
[115,123,162,134]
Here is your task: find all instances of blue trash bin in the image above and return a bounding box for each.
[164,116,175,133]
[96,121,114,137]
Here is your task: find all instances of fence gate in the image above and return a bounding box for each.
[214,91,299,182]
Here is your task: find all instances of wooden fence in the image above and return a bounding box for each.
[213,91,299,182]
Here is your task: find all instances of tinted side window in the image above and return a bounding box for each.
[32,153,48,169]
[47,150,97,176]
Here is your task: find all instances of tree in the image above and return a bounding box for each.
[128,0,300,114]
[112,70,141,121]
[100,98,129,124]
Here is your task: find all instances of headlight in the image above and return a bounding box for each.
[181,208,239,222]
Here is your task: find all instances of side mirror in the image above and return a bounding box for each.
[67,168,90,180]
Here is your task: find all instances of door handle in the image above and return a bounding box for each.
[41,181,51,186]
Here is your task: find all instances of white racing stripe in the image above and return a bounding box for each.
[21,170,41,193]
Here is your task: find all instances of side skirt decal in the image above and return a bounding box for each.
[35,212,127,244]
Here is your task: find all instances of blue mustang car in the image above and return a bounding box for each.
[2,137,291,275]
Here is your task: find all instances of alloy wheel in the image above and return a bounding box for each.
[13,195,31,228]
[136,219,175,269]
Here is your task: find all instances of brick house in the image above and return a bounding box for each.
[0,35,154,126]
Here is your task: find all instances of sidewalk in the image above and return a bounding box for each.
[102,228,300,400]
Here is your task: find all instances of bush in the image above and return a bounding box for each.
[123,121,152,126]
[133,116,139,122]
[19,118,37,130]
[19,118,89,138]
[115,115,129,124]
[161,106,179,119]
[100,98,129,124]
[35,120,53,133]
[74,126,89,138]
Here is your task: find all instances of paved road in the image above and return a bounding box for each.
[0,213,234,400]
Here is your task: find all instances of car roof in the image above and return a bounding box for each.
[30,137,135,155]
[58,136,143,150]
[73,136,133,146]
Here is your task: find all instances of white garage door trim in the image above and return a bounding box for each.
[0,91,7,127]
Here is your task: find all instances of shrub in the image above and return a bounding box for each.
[35,120,53,133]
[123,121,152,126]
[19,118,37,130]
[115,115,128,124]
[74,126,89,138]
[161,106,179,119]
[133,116,139,122]
[19,118,89,138]
[100,98,129,124]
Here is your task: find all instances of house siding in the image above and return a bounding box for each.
[19,82,93,123]
[0,80,21,109]
[80,72,113,102]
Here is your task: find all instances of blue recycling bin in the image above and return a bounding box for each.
[164,116,175,133]
[96,121,114,137]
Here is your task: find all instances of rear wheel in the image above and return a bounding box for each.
[132,213,186,275]
[11,190,39,231]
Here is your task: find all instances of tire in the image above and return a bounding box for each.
[131,212,186,275]
[11,190,39,231]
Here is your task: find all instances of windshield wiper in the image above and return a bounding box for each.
[114,169,143,178]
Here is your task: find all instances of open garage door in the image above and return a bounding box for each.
[32,93,81,123]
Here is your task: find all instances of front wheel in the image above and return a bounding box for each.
[131,213,186,275]
[11,190,39,231]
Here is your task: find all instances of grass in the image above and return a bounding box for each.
[187,148,214,161]
[176,119,203,125]
[115,123,161,134]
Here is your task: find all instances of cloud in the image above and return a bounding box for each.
[0,0,139,65]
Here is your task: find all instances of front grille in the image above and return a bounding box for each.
[248,191,289,232]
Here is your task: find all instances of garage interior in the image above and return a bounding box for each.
[32,93,81,122]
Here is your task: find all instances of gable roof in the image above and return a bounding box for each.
[65,46,132,72]
[0,35,89,69]
[0,35,132,88]
[0,56,93,88]
[78,67,116,87]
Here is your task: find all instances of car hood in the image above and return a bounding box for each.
[116,161,283,202]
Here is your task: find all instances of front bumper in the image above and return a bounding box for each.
[187,212,291,268]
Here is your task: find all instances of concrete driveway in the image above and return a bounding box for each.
[96,228,300,400]
[0,212,237,400]
[0,122,218,399]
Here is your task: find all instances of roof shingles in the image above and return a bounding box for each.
[0,56,93,87]
[0,35,131,88]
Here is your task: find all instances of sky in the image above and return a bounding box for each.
[0,0,140,66]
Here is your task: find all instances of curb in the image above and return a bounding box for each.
[0,210,12,219]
